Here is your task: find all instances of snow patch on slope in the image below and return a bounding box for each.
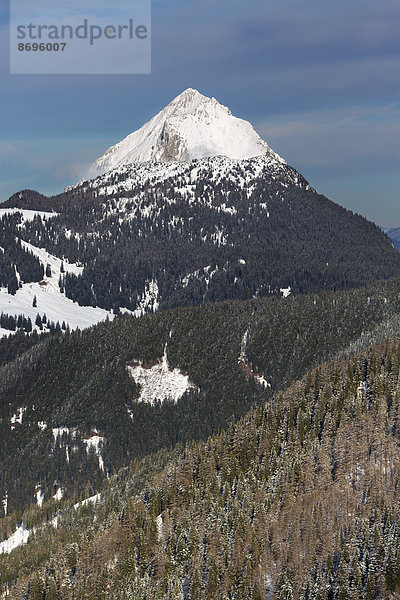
[10,407,26,429]
[0,208,58,223]
[0,526,30,554]
[53,487,63,502]
[74,493,101,510]
[127,343,199,405]
[83,434,105,471]
[35,486,44,507]
[52,426,70,442]
[133,279,159,317]
[280,287,291,298]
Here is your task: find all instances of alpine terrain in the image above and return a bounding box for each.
[1,89,400,600]
[1,88,399,335]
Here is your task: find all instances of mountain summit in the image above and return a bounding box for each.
[91,88,284,176]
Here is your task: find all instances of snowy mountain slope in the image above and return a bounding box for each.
[385,226,400,251]
[127,341,199,405]
[4,151,400,318]
[0,237,126,337]
[0,208,58,223]
[85,154,297,200]
[3,91,400,319]
[90,88,284,176]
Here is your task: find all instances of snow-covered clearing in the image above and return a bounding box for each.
[127,344,198,405]
[0,491,102,555]
[52,426,70,442]
[0,526,30,554]
[0,239,128,338]
[2,494,7,517]
[0,208,58,223]
[53,487,63,502]
[10,407,26,429]
[156,514,164,542]
[35,486,44,507]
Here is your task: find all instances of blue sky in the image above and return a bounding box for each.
[0,0,399,225]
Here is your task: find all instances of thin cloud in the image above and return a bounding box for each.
[257,104,400,172]
[0,142,17,161]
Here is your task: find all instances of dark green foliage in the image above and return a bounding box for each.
[0,329,50,367]
[4,337,400,599]
[4,159,400,314]
[2,279,400,517]
[0,313,32,334]
[0,215,44,287]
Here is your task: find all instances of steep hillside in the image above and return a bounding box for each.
[1,279,400,517]
[2,155,400,321]
[2,334,400,599]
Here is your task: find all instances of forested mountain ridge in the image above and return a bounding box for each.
[3,332,400,599]
[2,153,400,321]
[2,89,400,324]
[2,278,400,518]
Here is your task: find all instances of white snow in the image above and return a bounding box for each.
[0,208,58,223]
[0,526,30,554]
[91,88,285,177]
[74,493,101,510]
[133,279,159,317]
[20,239,83,277]
[10,407,26,428]
[127,343,198,405]
[53,487,63,502]
[2,494,7,517]
[0,510,62,555]
[0,238,124,338]
[35,486,44,507]
[38,421,47,431]
[240,329,249,361]
[156,514,164,541]
[81,154,301,221]
[52,428,76,465]
[280,287,291,298]
[0,327,13,338]
[83,434,105,471]
[181,264,218,289]
[52,426,70,442]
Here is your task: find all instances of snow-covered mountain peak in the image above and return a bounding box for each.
[167,87,226,112]
[90,88,284,176]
